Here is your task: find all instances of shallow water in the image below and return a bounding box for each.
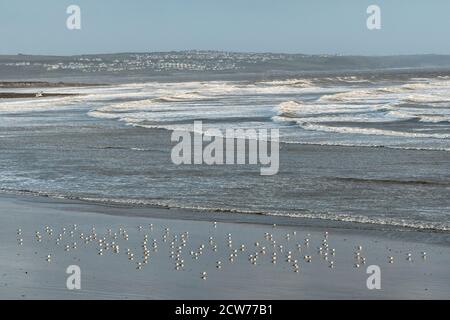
[0,72,449,231]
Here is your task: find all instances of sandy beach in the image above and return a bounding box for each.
[0,81,100,99]
[1,193,449,300]
[0,81,103,88]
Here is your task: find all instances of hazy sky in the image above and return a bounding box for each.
[1,0,449,56]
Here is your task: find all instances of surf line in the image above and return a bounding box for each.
[171,120,279,175]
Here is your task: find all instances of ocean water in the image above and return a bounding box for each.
[1,72,449,231]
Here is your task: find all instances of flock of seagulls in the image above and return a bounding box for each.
[15,221,429,280]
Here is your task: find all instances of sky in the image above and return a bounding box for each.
[0,0,449,56]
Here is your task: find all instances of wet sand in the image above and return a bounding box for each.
[0,81,103,88]
[1,193,449,299]
[0,81,105,98]
[0,92,79,99]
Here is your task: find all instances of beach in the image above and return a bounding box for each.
[0,93,79,99]
[2,0,450,303]
[1,193,449,299]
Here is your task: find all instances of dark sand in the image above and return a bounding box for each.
[0,81,104,88]
[0,92,79,99]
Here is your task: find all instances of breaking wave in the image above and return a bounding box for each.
[298,122,450,139]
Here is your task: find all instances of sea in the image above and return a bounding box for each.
[1,70,449,232]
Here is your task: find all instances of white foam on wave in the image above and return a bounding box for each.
[276,100,388,116]
[0,96,80,113]
[84,78,450,150]
[258,78,314,87]
[90,98,158,112]
[320,78,450,105]
[376,87,406,94]
[298,122,450,139]
[275,100,403,126]
[87,91,209,120]
[318,89,380,102]
[155,92,207,102]
[418,115,450,123]
[267,210,450,232]
[402,93,450,104]
[280,139,450,152]
[388,108,450,123]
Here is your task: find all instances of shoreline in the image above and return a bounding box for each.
[0,92,80,99]
[1,192,449,299]
[0,80,106,99]
[0,80,105,99]
[2,190,449,246]
[0,81,105,88]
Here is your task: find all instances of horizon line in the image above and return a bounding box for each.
[1,50,449,58]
